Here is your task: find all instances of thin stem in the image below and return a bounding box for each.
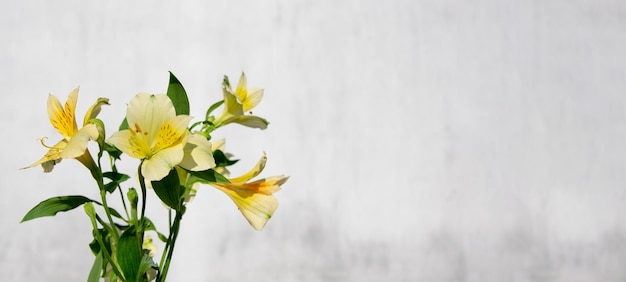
[87,208,125,281]
[110,156,130,219]
[158,209,173,270]
[99,189,120,242]
[86,149,119,242]
[158,210,183,282]
[117,187,130,220]
[137,165,148,221]
[94,154,120,242]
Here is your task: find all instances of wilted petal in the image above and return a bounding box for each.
[179,134,215,171]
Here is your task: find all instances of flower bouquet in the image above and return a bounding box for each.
[21,72,288,282]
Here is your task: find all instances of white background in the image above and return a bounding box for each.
[2,0,626,281]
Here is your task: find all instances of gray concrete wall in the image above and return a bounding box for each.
[2,0,626,281]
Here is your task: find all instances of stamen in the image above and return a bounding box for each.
[134,123,147,134]
[38,137,54,149]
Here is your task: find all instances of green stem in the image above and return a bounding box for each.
[86,207,125,281]
[110,156,130,219]
[158,209,183,282]
[93,154,120,242]
[136,165,148,260]
[99,189,120,241]
[137,165,148,221]
[84,149,119,241]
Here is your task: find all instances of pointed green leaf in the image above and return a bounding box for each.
[139,217,168,242]
[213,150,239,167]
[118,226,141,282]
[119,117,129,130]
[189,169,230,184]
[167,71,190,115]
[87,252,103,282]
[103,143,123,160]
[205,100,224,117]
[22,196,94,222]
[137,253,158,281]
[151,169,184,210]
[103,171,130,193]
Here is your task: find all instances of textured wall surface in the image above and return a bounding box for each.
[2,0,626,281]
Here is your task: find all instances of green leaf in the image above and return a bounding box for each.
[87,252,103,282]
[119,117,129,130]
[151,169,184,210]
[118,226,141,282]
[139,217,168,242]
[104,171,130,183]
[189,169,230,184]
[22,196,94,222]
[103,171,130,193]
[213,149,239,167]
[167,71,190,115]
[103,143,123,160]
[137,253,158,281]
[205,100,224,117]
[105,207,126,222]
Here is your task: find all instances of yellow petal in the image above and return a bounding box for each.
[214,183,278,231]
[223,86,244,116]
[107,129,150,159]
[226,115,269,129]
[247,176,289,194]
[243,88,264,112]
[152,115,192,152]
[82,97,110,126]
[179,133,216,171]
[210,138,226,152]
[61,124,98,159]
[235,72,248,103]
[229,176,288,195]
[126,93,176,145]
[47,87,79,139]
[142,235,158,257]
[212,173,288,230]
[141,142,186,182]
[22,139,67,171]
[229,153,267,184]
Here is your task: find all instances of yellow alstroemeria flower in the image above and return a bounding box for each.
[214,73,269,129]
[23,87,109,172]
[209,153,288,230]
[107,93,215,182]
